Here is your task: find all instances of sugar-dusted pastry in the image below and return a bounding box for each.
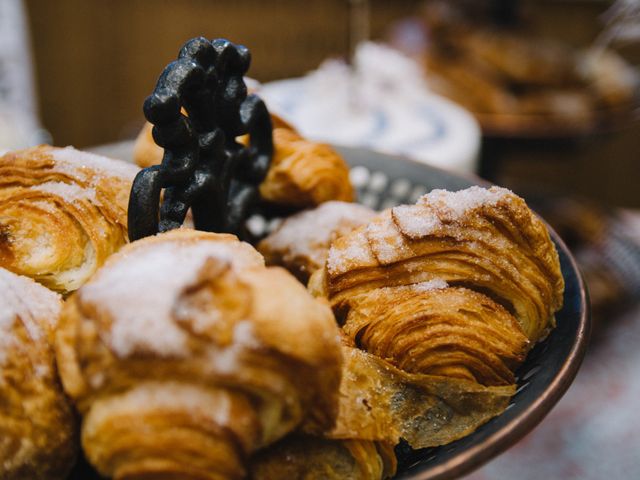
[55,229,342,480]
[0,146,139,294]
[258,201,376,282]
[259,127,353,207]
[316,186,564,343]
[0,268,77,480]
[251,435,397,480]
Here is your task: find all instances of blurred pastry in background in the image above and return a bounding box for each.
[391,0,639,135]
[0,146,138,294]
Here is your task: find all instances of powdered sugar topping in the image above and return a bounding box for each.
[0,268,61,366]
[35,181,97,203]
[80,239,261,358]
[51,146,139,181]
[394,186,512,237]
[264,201,376,266]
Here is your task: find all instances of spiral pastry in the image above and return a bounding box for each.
[55,229,342,480]
[0,146,138,294]
[0,268,77,479]
[318,186,564,343]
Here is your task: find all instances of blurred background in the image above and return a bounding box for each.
[2,0,640,479]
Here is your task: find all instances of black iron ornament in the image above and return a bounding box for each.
[127,37,273,241]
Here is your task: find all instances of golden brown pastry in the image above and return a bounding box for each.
[55,229,342,480]
[0,145,138,294]
[343,284,529,387]
[134,118,354,209]
[258,201,376,282]
[316,186,564,343]
[251,435,397,480]
[259,127,353,207]
[0,267,77,479]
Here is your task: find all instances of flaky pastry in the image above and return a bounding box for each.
[316,186,564,343]
[0,268,77,479]
[0,145,138,294]
[258,201,376,282]
[55,229,342,480]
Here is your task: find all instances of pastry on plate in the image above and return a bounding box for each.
[0,268,77,480]
[55,229,342,480]
[0,146,138,294]
[258,201,376,282]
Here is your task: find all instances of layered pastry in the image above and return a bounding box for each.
[314,186,564,343]
[0,267,77,480]
[258,201,376,282]
[55,229,342,480]
[134,116,353,209]
[0,146,138,294]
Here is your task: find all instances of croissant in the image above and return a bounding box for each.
[258,201,376,282]
[0,267,77,479]
[251,435,397,480]
[55,229,342,480]
[134,118,354,209]
[317,186,564,343]
[0,145,138,294]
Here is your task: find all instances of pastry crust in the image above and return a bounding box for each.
[0,268,77,480]
[320,186,564,343]
[55,229,342,480]
[0,145,138,294]
[258,201,376,282]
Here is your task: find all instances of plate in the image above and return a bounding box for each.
[73,144,590,480]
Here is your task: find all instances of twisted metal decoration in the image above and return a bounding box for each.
[128,37,273,241]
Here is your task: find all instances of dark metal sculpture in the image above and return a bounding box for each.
[128,37,273,241]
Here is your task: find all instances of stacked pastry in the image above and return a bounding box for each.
[55,229,343,480]
[254,186,564,479]
[0,146,138,294]
[0,268,77,480]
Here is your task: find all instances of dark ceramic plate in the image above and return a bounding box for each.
[74,144,590,480]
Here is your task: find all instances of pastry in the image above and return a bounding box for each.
[0,267,77,480]
[258,201,376,282]
[315,186,564,343]
[343,284,529,386]
[251,435,396,480]
[0,145,139,294]
[133,117,354,209]
[55,229,342,480]
[258,127,353,207]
